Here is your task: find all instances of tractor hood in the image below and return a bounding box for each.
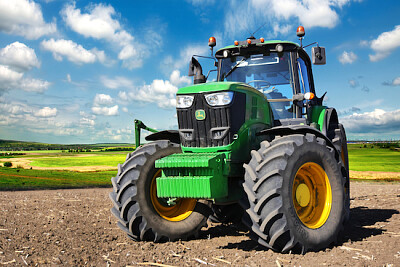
[177,81,263,97]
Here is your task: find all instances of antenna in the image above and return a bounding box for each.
[251,21,268,37]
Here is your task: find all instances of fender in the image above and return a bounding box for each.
[145,130,180,144]
[256,124,340,160]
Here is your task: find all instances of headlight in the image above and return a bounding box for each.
[176,95,194,108]
[204,92,234,106]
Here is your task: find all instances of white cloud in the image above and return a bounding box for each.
[383,76,400,87]
[92,93,118,116]
[169,70,191,87]
[93,93,114,106]
[41,39,106,65]
[119,79,178,109]
[61,2,121,40]
[369,25,400,62]
[339,51,357,64]
[34,107,57,117]
[162,44,208,75]
[101,76,134,89]
[61,2,152,69]
[224,0,352,38]
[0,0,56,39]
[0,42,40,72]
[0,65,50,93]
[66,74,72,83]
[80,117,95,126]
[341,109,400,134]
[92,105,119,116]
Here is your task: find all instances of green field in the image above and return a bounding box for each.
[0,167,116,190]
[0,141,399,190]
[348,144,400,172]
[29,154,127,167]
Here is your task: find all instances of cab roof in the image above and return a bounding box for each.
[216,39,299,54]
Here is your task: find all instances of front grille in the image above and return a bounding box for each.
[177,92,246,147]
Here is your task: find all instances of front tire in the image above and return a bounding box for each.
[109,140,210,242]
[241,134,346,253]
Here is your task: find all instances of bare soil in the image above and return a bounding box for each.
[1,182,399,266]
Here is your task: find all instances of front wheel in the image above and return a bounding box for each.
[109,140,210,242]
[241,134,347,253]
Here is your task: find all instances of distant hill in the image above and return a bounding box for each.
[0,139,133,151]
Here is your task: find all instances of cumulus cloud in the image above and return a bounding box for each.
[34,107,57,117]
[119,79,178,109]
[92,105,119,116]
[92,93,118,116]
[369,25,400,62]
[100,76,134,89]
[116,69,193,109]
[338,106,361,116]
[0,42,49,94]
[162,44,208,75]
[93,93,114,106]
[339,51,357,64]
[0,42,40,72]
[223,0,352,38]
[0,0,56,39]
[169,70,191,87]
[341,109,400,135]
[0,65,50,93]
[41,39,106,65]
[383,76,400,86]
[61,2,158,69]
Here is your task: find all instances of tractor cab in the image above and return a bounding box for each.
[213,35,324,122]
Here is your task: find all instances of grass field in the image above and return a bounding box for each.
[29,154,127,167]
[348,144,400,172]
[0,167,116,190]
[0,143,399,190]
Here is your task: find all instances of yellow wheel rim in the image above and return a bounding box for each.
[292,162,332,229]
[150,170,197,222]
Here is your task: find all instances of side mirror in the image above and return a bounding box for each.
[312,46,326,65]
[188,57,206,84]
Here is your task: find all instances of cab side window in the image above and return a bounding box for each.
[297,57,310,94]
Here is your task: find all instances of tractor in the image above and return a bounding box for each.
[109,26,349,253]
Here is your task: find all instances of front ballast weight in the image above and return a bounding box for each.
[155,152,228,199]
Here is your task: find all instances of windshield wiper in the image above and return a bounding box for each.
[224,57,246,79]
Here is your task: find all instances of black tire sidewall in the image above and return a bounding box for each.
[135,144,210,239]
[281,140,345,249]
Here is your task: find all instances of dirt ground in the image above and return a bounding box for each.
[0,182,399,266]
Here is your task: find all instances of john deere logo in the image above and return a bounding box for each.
[195,109,206,120]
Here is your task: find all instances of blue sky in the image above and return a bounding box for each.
[0,0,399,144]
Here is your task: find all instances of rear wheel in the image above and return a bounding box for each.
[241,134,346,253]
[331,123,350,221]
[109,140,210,242]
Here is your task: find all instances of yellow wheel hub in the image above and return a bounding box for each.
[293,162,332,229]
[150,170,197,222]
[296,183,311,207]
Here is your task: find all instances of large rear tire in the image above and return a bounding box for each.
[331,123,350,221]
[109,140,210,242]
[241,134,347,253]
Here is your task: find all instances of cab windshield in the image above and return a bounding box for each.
[219,52,296,119]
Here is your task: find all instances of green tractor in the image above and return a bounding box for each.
[110,27,349,253]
